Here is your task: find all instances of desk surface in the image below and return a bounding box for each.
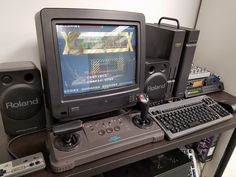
[1,91,236,177]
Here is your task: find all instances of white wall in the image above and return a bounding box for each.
[0,0,200,68]
[222,146,236,177]
[194,0,236,176]
[194,0,236,96]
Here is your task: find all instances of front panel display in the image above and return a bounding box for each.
[55,25,137,96]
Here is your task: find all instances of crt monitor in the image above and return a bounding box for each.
[35,8,145,121]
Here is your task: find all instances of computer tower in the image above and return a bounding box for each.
[98,149,191,177]
[173,28,200,98]
[149,150,191,177]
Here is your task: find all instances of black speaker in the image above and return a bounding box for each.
[146,21,185,80]
[0,61,45,136]
[145,58,169,101]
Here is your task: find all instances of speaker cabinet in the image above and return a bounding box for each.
[0,61,45,136]
[146,23,185,80]
[145,58,169,101]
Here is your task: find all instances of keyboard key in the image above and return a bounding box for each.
[189,121,200,127]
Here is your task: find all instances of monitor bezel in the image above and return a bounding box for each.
[36,8,145,120]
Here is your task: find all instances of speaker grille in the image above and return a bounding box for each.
[1,85,43,120]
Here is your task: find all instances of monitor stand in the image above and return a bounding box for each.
[47,94,164,173]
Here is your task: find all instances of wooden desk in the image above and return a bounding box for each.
[1,91,236,177]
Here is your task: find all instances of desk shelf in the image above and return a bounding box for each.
[1,91,236,177]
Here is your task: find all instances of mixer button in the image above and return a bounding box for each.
[114,126,120,131]
[106,128,113,133]
[98,129,106,136]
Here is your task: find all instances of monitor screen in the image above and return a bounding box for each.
[55,25,137,96]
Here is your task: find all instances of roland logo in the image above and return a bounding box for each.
[5,98,39,109]
[147,83,166,92]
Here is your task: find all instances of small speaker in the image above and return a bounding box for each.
[0,61,45,136]
[145,58,169,101]
[146,22,185,80]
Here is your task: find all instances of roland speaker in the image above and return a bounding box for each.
[145,58,169,101]
[0,61,45,136]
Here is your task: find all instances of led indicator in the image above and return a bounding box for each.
[108,136,121,142]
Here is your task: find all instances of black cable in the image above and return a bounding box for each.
[7,128,47,159]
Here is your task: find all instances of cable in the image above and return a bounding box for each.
[194,0,203,29]
[7,128,47,159]
[120,108,137,116]
[200,162,206,177]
